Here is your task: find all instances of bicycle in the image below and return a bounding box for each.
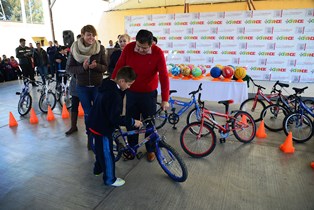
[38,75,57,113]
[240,77,292,123]
[55,69,72,109]
[180,99,256,158]
[282,87,314,143]
[112,118,188,182]
[16,76,36,116]
[155,83,209,129]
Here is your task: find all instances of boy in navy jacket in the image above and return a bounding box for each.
[87,66,142,187]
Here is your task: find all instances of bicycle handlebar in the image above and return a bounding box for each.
[249,77,266,90]
[188,83,202,96]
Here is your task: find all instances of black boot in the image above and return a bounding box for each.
[65,112,78,135]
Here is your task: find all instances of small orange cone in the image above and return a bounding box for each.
[241,114,248,126]
[256,120,267,138]
[29,108,39,124]
[279,132,295,153]
[61,103,70,119]
[47,105,55,121]
[311,162,314,169]
[78,102,84,117]
[9,112,18,127]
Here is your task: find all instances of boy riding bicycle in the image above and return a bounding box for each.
[87,66,142,187]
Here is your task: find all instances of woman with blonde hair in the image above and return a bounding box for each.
[108,34,131,75]
[67,24,107,150]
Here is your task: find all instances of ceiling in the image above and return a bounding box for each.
[106,0,249,11]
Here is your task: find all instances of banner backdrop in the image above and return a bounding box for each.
[125,9,314,83]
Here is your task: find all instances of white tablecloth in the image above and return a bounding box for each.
[158,78,248,104]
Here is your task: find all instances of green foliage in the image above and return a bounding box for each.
[25,0,44,24]
[1,0,22,21]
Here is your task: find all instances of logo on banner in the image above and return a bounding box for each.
[200,36,215,40]
[169,36,183,40]
[203,50,218,54]
[143,23,156,26]
[157,36,166,41]
[240,51,256,55]
[290,68,308,73]
[226,20,242,24]
[184,36,198,40]
[276,36,294,40]
[218,36,234,40]
[159,22,171,26]
[187,50,201,54]
[250,67,267,71]
[298,36,314,40]
[308,18,314,23]
[172,50,185,54]
[237,36,254,40]
[264,19,282,24]
[129,23,141,27]
[285,19,304,23]
[207,20,223,25]
[256,36,273,40]
[278,52,296,56]
[174,22,188,25]
[258,52,275,56]
[270,68,286,72]
[190,21,204,25]
[299,52,314,57]
[221,51,237,55]
[245,20,262,24]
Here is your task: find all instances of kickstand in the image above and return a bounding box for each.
[172,124,177,129]
[136,152,144,159]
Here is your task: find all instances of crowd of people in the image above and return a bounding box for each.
[2,26,166,188]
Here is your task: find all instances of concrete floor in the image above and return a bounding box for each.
[0,79,313,210]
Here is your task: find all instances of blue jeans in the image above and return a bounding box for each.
[37,65,48,85]
[76,85,99,132]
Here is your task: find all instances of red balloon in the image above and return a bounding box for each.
[222,66,234,79]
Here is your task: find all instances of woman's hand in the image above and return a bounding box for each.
[89,60,97,69]
[83,58,89,70]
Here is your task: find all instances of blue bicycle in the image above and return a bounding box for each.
[112,118,188,182]
[155,83,210,129]
[283,87,314,143]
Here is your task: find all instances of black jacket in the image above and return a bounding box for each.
[87,78,134,136]
[33,48,49,67]
[15,46,32,65]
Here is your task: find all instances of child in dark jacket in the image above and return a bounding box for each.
[87,66,142,187]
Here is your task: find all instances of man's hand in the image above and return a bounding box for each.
[134,120,143,128]
[161,101,169,110]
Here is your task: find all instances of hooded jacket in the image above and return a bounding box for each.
[87,78,134,136]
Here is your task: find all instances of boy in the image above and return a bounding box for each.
[87,66,142,187]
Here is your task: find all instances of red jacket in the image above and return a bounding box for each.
[112,42,169,102]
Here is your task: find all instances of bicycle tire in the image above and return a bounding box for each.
[180,122,216,158]
[156,140,188,182]
[232,111,256,143]
[154,102,168,129]
[38,92,57,113]
[283,113,313,143]
[18,94,32,116]
[186,107,215,132]
[240,98,265,122]
[260,104,288,132]
[58,90,72,109]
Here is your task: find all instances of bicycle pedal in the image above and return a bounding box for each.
[220,138,226,143]
[136,152,144,159]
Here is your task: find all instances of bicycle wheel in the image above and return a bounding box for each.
[283,113,313,143]
[156,140,188,182]
[240,98,265,122]
[39,92,57,113]
[260,104,288,132]
[18,94,32,116]
[59,90,72,109]
[154,102,168,129]
[180,122,216,158]
[186,107,214,133]
[232,111,256,143]
[113,137,123,162]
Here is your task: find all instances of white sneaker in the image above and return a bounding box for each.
[110,178,125,187]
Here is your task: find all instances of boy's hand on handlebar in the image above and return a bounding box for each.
[161,101,169,110]
[133,120,143,128]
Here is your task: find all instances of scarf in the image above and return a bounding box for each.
[71,38,100,63]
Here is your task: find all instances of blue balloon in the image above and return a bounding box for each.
[210,67,222,78]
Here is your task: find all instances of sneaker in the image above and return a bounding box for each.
[110,178,125,187]
[147,152,156,162]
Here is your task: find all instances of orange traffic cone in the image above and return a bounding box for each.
[47,105,55,121]
[9,112,18,127]
[78,102,84,117]
[241,114,248,126]
[61,103,70,119]
[256,120,267,138]
[29,108,39,124]
[311,162,314,169]
[279,132,295,153]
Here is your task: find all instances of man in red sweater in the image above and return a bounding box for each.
[111,29,169,162]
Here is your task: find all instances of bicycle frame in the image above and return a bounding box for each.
[169,96,198,117]
[298,100,314,118]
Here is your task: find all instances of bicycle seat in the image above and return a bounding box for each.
[293,87,308,95]
[58,70,66,73]
[218,100,234,106]
[169,90,177,95]
[277,82,289,88]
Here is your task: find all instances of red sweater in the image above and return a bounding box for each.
[112,42,169,102]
